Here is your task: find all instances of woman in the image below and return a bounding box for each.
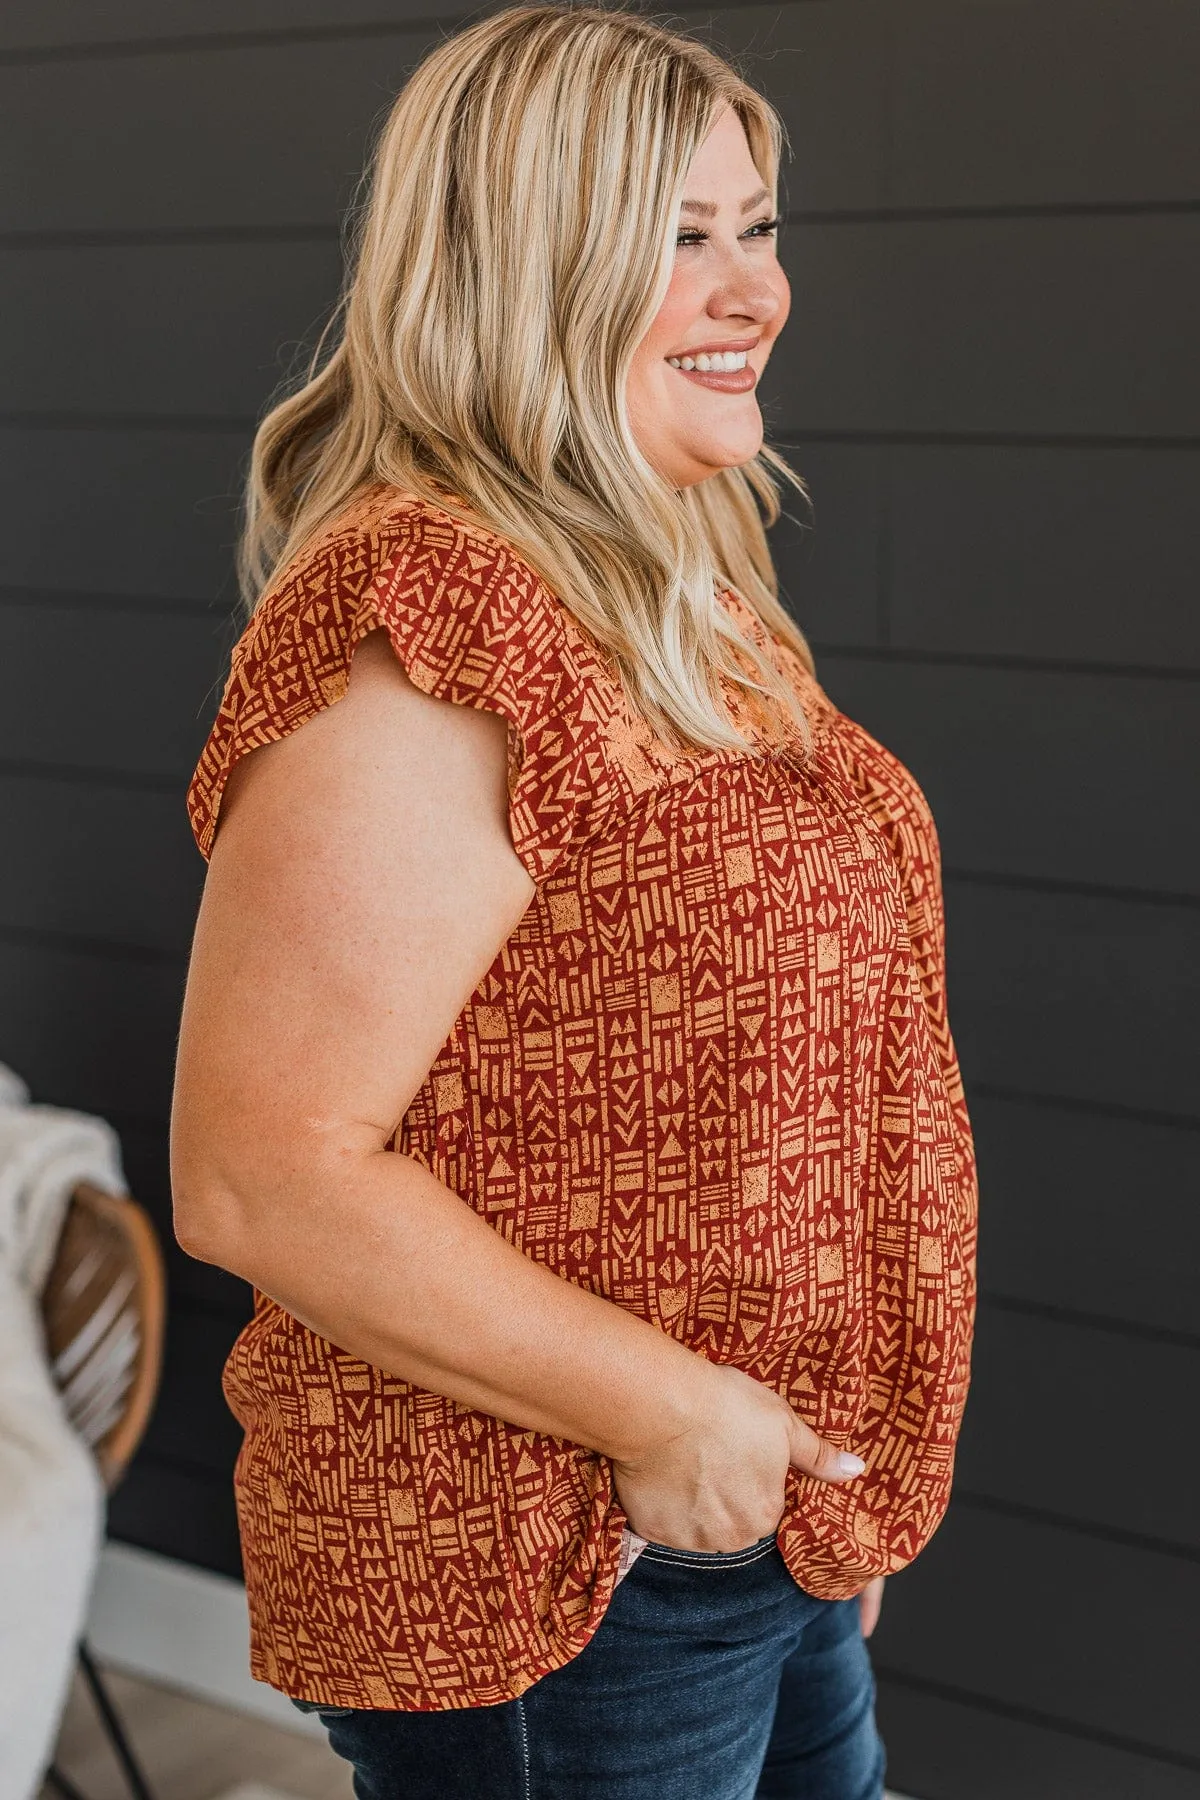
[172,8,977,1797]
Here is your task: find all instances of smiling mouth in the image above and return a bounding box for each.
[665,348,758,394]
[667,350,748,372]
[664,335,761,392]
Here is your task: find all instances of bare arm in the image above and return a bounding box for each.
[172,630,861,1549]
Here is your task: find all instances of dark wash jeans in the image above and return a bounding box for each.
[293,1534,885,1799]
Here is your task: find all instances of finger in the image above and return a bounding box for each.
[787,1416,865,1483]
[859,1575,885,1638]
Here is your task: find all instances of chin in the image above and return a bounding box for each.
[697,415,765,475]
[701,435,764,475]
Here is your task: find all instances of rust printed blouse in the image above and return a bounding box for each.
[188,486,977,1713]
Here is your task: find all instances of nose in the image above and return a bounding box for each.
[705,260,782,327]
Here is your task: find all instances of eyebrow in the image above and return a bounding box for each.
[679,185,772,220]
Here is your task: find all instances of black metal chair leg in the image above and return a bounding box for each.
[76,1642,157,1800]
[43,1765,90,1800]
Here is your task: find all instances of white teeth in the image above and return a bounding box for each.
[667,351,749,373]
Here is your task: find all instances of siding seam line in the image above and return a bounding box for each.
[874,1666,1200,1773]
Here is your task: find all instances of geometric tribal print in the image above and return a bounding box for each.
[188,488,977,1712]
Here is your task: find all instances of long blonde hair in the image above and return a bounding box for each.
[241,4,813,754]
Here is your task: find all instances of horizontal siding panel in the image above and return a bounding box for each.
[0,0,467,51]
[892,0,1200,209]
[141,1302,246,1477]
[0,0,868,53]
[0,240,341,418]
[0,427,875,640]
[8,2,1195,220]
[0,602,229,779]
[0,439,874,666]
[877,1680,1200,1800]
[0,6,883,231]
[0,427,247,600]
[700,4,886,213]
[0,775,203,951]
[14,0,1195,223]
[945,883,1199,1119]
[0,33,435,233]
[817,658,1200,896]
[768,215,1200,439]
[871,1505,1200,1760]
[0,939,183,1119]
[887,444,1200,668]
[770,443,884,648]
[106,1454,243,1581]
[956,1306,1200,1550]
[971,1096,1200,1339]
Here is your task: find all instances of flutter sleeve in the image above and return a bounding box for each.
[187,498,616,884]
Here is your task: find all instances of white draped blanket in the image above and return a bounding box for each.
[0,1065,124,1799]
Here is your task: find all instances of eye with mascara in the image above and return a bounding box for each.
[675,216,782,248]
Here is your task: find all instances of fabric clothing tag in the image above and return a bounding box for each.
[615,1526,649,1586]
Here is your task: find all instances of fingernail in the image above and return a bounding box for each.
[835,1453,866,1478]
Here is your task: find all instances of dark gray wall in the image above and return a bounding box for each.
[4,4,1197,1795]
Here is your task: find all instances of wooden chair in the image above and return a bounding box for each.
[39,1182,167,1800]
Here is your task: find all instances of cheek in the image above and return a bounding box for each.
[643,263,704,359]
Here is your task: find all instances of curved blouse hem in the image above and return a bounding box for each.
[245,1506,633,1715]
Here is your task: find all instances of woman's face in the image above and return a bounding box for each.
[627,105,790,490]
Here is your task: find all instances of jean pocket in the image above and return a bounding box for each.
[639,1531,778,1567]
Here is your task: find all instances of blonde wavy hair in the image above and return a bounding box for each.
[241,3,812,754]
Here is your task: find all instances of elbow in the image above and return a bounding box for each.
[171,1167,249,1273]
[170,1102,377,1278]
[170,1127,261,1276]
